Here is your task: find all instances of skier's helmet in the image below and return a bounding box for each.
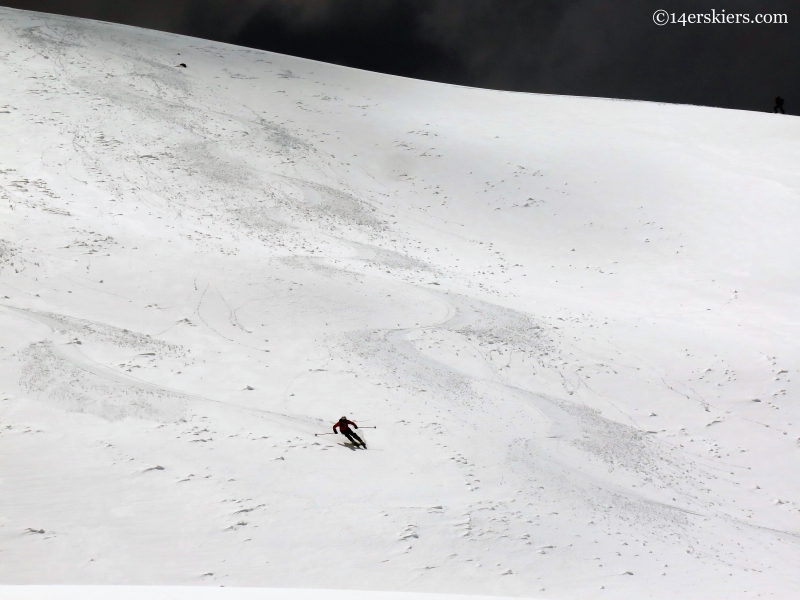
[340,416,347,421]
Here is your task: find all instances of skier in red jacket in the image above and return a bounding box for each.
[333,416,366,448]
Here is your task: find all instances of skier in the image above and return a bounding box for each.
[774,96,785,114]
[333,416,366,448]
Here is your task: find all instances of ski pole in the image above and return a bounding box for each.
[359,426,377,429]
[314,432,337,436]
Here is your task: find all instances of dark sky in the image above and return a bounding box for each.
[4,1,798,113]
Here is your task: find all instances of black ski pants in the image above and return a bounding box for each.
[341,429,364,445]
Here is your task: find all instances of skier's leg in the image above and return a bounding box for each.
[350,432,365,446]
[343,430,356,444]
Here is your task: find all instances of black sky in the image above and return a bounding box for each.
[4,1,798,113]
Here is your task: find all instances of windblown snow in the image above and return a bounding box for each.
[1,8,800,600]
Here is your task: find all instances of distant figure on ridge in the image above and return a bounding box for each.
[333,416,366,448]
[774,96,785,114]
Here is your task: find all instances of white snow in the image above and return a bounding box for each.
[1,7,800,599]
[0,587,509,600]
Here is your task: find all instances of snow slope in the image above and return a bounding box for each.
[1,7,800,599]
[0,587,509,600]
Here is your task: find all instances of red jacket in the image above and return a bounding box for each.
[333,419,357,433]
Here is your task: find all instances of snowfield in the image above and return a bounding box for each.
[1,7,800,599]
[0,587,509,600]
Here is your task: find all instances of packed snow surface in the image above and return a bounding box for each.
[1,8,800,600]
[0,586,509,600]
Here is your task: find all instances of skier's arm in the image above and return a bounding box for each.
[347,420,358,429]
[333,422,340,433]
